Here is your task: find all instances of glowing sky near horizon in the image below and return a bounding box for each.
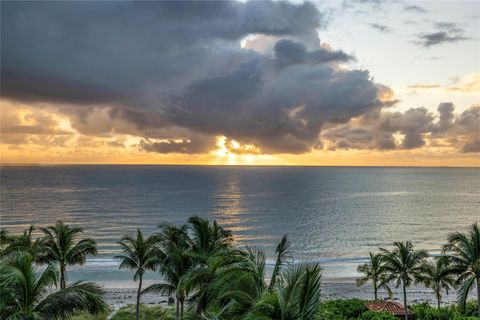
[1,0,479,166]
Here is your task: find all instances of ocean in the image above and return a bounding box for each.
[1,165,479,284]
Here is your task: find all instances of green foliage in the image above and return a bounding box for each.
[411,303,458,320]
[0,253,107,320]
[68,307,111,320]
[39,221,97,289]
[0,226,45,262]
[316,299,368,319]
[442,223,480,310]
[3,219,479,320]
[410,302,479,320]
[110,304,175,320]
[448,301,480,318]
[359,310,397,320]
[356,252,392,301]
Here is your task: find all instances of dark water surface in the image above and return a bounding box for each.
[1,165,479,281]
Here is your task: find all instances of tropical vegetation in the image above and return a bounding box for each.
[115,228,160,320]
[1,220,479,319]
[0,253,107,319]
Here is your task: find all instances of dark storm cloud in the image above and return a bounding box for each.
[1,0,393,154]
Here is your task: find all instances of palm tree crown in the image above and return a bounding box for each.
[39,221,97,289]
[423,257,455,309]
[356,252,392,301]
[380,241,429,320]
[115,228,159,320]
[0,254,106,320]
[442,222,480,318]
[1,226,44,262]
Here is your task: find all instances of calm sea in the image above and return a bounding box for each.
[1,165,479,283]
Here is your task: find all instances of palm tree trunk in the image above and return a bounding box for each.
[374,281,378,301]
[476,278,480,320]
[136,274,142,320]
[180,299,184,319]
[60,264,66,290]
[437,297,440,309]
[176,298,180,320]
[403,283,408,320]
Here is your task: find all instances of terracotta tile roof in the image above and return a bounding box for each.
[365,300,412,316]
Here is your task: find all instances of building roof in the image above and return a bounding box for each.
[365,300,412,316]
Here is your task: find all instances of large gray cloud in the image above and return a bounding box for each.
[1,0,393,154]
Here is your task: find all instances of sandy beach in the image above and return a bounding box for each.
[101,278,475,308]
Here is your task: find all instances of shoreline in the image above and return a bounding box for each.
[100,278,475,308]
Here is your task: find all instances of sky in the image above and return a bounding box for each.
[1,0,479,166]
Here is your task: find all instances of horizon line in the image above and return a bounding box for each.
[1,163,479,169]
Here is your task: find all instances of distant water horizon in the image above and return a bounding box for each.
[1,165,479,283]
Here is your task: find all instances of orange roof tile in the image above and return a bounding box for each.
[365,300,412,316]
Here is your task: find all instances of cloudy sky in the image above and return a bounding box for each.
[1,0,479,166]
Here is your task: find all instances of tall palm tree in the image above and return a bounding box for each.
[0,254,107,320]
[39,221,97,289]
[423,257,455,309]
[380,241,429,320]
[114,228,159,320]
[143,245,193,320]
[145,223,194,320]
[357,252,392,301]
[442,222,480,318]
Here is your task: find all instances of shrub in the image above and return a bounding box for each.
[461,301,479,317]
[410,302,479,320]
[359,310,397,320]
[68,307,110,320]
[110,304,175,320]
[410,303,456,320]
[317,299,368,319]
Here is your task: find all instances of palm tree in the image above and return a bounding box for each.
[39,221,97,289]
[357,252,392,301]
[144,245,193,320]
[185,248,243,314]
[145,223,194,320]
[423,257,455,309]
[245,263,322,320]
[188,216,233,259]
[268,235,290,291]
[204,236,293,319]
[1,226,44,262]
[0,254,107,320]
[114,228,159,320]
[380,241,429,320]
[442,222,480,318]
[218,247,269,318]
